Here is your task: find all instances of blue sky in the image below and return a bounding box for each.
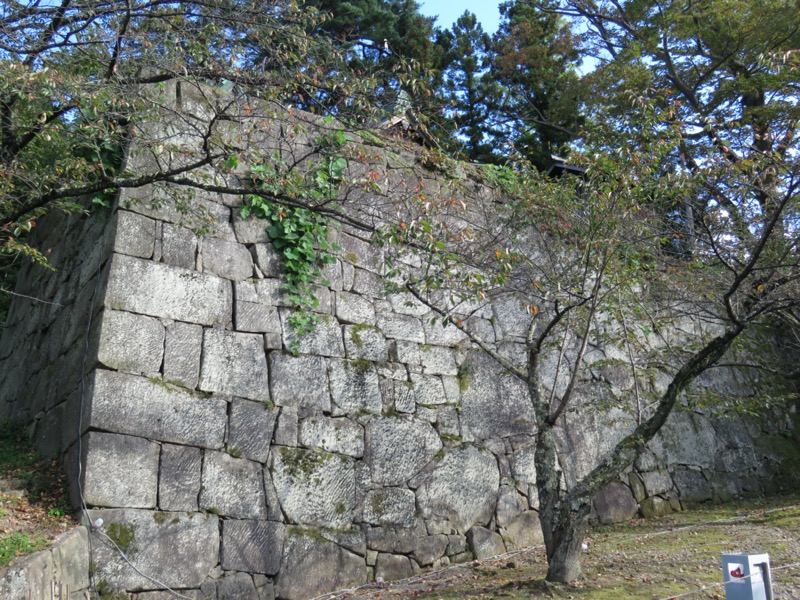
[418,0,503,34]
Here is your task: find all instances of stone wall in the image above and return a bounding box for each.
[1,83,799,599]
[0,527,90,599]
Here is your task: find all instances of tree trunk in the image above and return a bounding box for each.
[535,423,592,582]
[543,502,591,582]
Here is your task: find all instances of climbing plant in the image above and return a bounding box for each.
[239,129,350,348]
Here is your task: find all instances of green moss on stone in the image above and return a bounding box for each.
[106,522,136,555]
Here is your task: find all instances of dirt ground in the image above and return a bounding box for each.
[316,496,800,600]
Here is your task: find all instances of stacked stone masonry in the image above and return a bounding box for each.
[1,88,799,599]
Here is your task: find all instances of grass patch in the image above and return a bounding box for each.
[0,533,47,567]
[0,420,77,568]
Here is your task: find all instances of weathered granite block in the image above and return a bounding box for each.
[459,352,534,440]
[365,418,441,485]
[122,185,233,238]
[80,432,159,508]
[269,353,330,414]
[221,520,285,574]
[387,292,429,317]
[159,444,202,511]
[393,381,416,413]
[299,415,364,457]
[90,370,227,448]
[641,469,674,496]
[351,268,383,298]
[343,325,388,361]
[250,243,282,277]
[105,254,232,326]
[52,526,90,592]
[200,237,253,281]
[365,526,417,553]
[389,339,421,365]
[199,329,270,401]
[419,345,458,376]
[423,317,469,347]
[274,405,299,446]
[163,321,203,389]
[236,300,281,333]
[161,223,197,270]
[233,214,270,244]
[409,374,448,406]
[97,309,165,374]
[412,445,499,533]
[335,291,376,324]
[229,399,279,463]
[337,232,381,273]
[496,485,527,527]
[271,447,355,528]
[200,451,268,519]
[215,572,258,600]
[87,508,219,591]
[375,553,413,581]
[235,278,285,305]
[280,312,345,357]
[593,482,639,524]
[413,534,449,567]
[275,528,366,600]
[466,526,505,559]
[329,360,382,416]
[377,313,425,343]
[113,211,155,259]
[363,488,416,527]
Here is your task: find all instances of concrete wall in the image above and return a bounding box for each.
[1,83,798,599]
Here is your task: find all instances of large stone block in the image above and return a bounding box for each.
[89,370,227,448]
[420,345,459,376]
[366,417,441,485]
[335,291,376,324]
[659,412,717,470]
[459,352,534,440]
[269,353,330,414]
[375,553,413,581]
[163,321,203,389]
[272,447,355,528]
[236,300,281,334]
[52,526,90,592]
[673,469,714,503]
[641,469,674,496]
[87,508,219,591]
[229,399,279,463]
[499,511,544,549]
[592,482,639,524]
[161,223,197,269]
[329,360,382,416]
[412,445,500,533]
[281,312,345,357]
[97,309,164,374]
[199,329,270,401]
[159,444,202,511]
[409,373,448,406]
[200,236,253,281]
[221,520,285,574]
[466,526,505,559]
[343,325,388,361]
[363,488,416,527]
[81,431,159,508]
[413,534,449,567]
[377,313,425,342]
[299,415,364,458]
[113,210,155,259]
[275,528,366,600]
[105,254,232,326]
[200,451,268,519]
